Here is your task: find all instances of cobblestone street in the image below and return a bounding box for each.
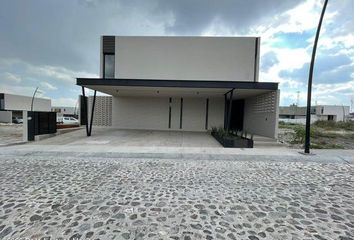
[0,152,353,240]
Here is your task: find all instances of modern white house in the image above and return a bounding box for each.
[279,104,350,123]
[52,106,78,118]
[77,36,279,138]
[0,93,51,123]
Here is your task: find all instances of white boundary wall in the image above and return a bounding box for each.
[0,111,12,123]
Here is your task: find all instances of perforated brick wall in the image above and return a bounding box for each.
[88,96,112,126]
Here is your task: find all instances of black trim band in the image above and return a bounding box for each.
[77,78,278,90]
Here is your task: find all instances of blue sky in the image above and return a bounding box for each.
[0,0,353,108]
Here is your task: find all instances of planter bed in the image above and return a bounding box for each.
[211,131,253,148]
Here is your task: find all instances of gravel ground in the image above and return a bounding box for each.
[0,153,353,240]
[0,124,23,145]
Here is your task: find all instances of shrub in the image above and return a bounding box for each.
[337,121,354,131]
[217,127,227,138]
[313,120,354,131]
[291,126,318,144]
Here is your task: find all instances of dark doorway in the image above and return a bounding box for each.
[230,99,244,131]
[225,99,245,131]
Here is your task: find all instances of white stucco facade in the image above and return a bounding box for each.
[113,36,259,82]
[111,96,224,132]
[79,36,279,139]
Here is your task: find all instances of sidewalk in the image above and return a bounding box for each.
[2,143,354,164]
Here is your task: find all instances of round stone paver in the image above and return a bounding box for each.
[0,152,353,239]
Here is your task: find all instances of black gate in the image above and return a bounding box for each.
[28,111,57,141]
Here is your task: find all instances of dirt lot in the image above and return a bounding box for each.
[278,121,354,149]
[0,123,23,145]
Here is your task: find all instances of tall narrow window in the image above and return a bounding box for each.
[168,98,172,129]
[180,98,183,129]
[104,54,115,78]
[205,98,209,130]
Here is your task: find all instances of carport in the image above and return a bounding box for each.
[77,78,279,138]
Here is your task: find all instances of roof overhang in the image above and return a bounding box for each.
[77,78,278,98]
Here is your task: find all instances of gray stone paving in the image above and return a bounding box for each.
[0,153,353,240]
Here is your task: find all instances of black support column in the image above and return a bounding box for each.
[81,86,89,136]
[81,87,96,137]
[88,90,97,136]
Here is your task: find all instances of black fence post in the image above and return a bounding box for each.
[305,0,328,154]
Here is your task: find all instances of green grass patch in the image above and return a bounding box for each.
[313,120,354,131]
[289,125,345,149]
[278,121,302,129]
[311,142,344,149]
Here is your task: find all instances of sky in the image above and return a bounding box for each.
[0,0,353,108]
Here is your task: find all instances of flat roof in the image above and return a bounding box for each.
[77,78,278,91]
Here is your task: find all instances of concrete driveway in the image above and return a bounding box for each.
[27,127,222,148]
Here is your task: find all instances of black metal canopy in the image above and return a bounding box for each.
[78,78,278,137]
[77,78,278,90]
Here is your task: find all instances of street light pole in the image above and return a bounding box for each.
[31,87,39,112]
[304,0,328,154]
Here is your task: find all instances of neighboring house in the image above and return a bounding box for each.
[279,105,350,123]
[347,113,354,121]
[77,36,280,138]
[0,93,51,123]
[279,105,306,119]
[52,106,78,118]
[312,105,350,122]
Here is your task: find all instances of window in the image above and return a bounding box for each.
[104,54,115,78]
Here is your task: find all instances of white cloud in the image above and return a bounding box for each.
[51,97,78,107]
[280,91,308,106]
[254,0,353,107]
[260,47,310,88]
[202,17,235,36]
[0,83,44,97]
[0,57,98,85]
[1,72,21,83]
[40,81,57,90]
[27,64,98,85]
